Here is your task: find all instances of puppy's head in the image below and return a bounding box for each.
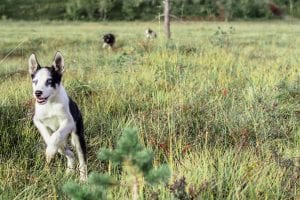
[29,52,64,105]
[145,28,152,34]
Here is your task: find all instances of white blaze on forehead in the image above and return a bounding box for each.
[33,68,51,82]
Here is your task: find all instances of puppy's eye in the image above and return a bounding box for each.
[46,79,53,85]
[32,80,38,85]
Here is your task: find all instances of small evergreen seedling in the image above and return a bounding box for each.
[64,128,170,200]
[99,128,170,200]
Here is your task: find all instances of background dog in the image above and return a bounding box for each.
[145,28,157,39]
[29,52,87,181]
[103,33,115,48]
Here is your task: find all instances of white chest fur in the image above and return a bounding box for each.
[35,102,67,131]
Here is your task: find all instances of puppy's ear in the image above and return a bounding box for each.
[52,51,64,74]
[28,54,40,75]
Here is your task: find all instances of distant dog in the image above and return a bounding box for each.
[145,28,157,39]
[28,52,87,181]
[103,33,115,48]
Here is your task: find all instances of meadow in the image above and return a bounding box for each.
[0,20,299,199]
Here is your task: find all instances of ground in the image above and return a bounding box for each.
[0,20,299,199]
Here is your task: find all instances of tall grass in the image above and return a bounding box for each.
[0,21,299,199]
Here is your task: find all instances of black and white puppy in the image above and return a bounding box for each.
[29,52,87,181]
[145,28,157,39]
[103,33,115,48]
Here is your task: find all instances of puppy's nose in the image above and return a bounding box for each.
[35,90,43,97]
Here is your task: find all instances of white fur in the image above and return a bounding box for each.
[29,54,39,74]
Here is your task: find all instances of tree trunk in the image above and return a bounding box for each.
[164,0,171,39]
[132,175,138,200]
[289,0,294,16]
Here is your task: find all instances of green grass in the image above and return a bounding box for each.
[0,20,299,199]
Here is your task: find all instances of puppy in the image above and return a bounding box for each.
[29,52,87,181]
[103,33,115,48]
[145,28,157,39]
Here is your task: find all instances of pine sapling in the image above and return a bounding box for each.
[98,127,170,200]
[63,128,170,200]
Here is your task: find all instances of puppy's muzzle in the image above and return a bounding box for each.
[35,90,43,98]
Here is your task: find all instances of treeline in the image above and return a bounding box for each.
[0,0,300,21]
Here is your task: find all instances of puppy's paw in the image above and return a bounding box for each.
[66,167,75,174]
[79,165,88,182]
[45,146,57,163]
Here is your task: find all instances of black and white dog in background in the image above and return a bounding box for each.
[103,33,115,48]
[145,28,157,39]
[28,52,87,181]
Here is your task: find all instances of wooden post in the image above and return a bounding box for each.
[164,0,171,39]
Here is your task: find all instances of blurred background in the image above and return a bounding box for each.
[0,0,299,21]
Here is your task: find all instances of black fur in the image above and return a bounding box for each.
[68,97,87,162]
[148,29,154,34]
[103,33,115,47]
[49,66,62,88]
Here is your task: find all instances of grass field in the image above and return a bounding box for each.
[0,20,299,199]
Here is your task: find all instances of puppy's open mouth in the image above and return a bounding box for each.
[36,96,49,104]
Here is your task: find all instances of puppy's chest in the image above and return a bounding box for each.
[35,104,69,131]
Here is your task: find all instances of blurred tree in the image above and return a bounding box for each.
[268,1,283,17]
[65,0,82,20]
[96,0,117,20]
[0,0,299,20]
[122,0,144,20]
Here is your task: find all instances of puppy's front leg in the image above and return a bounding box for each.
[33,117,51,146]
[46,119,74,163]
